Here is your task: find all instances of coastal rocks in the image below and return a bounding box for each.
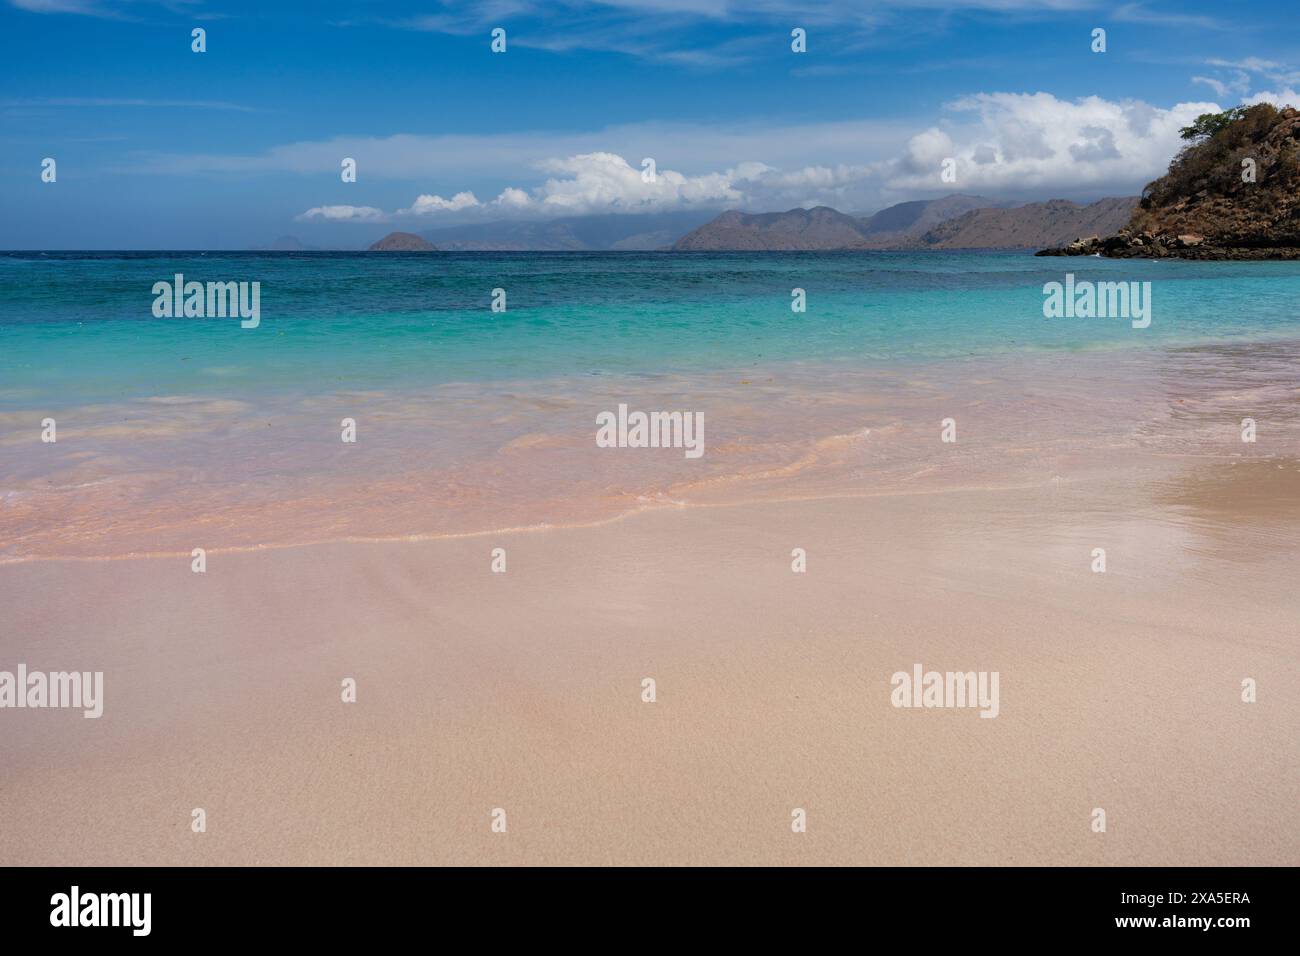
[1036,227,1300,260]
[1039,234,1104,256]
[1037,229,1166,257]
[921,198,1136,250]
[1037,104,1300,260]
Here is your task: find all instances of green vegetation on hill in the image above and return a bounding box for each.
[1145,104,1300,213]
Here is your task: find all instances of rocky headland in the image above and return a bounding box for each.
[1038,104,1300,259]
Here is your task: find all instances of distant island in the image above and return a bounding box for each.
[1038,104,1300,259]
[368,231,439,252]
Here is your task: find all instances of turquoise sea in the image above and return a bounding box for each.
[5,250,1300,408]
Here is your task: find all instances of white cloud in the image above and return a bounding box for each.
[1244,89,1300,108]
[295,205,388,223]
[401,191,483,215]
[881,92,1220,194]
[530,151,742,211]
[378,152,888,220]
[288,85,1299,227]
[899,127,955,171]
[495,187,532,208]
[382,152,746,219]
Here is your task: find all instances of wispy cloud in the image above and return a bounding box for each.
[1111,3,1225,30]
[1189,57,1300,106]
[382,0,1101,68]
[1191,72,1250,100]
[1,97,259,112]
[124,117,917,181]
[7,0,212,19]
[7,0,122,17]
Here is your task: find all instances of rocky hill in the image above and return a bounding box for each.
[671,196,999,251]
[1038,104,1300,258]
[857,194,1003,244]
[922,197,1136,249]
[368,231,438,252]
[671,206,872,250]
[671,195,1134,251]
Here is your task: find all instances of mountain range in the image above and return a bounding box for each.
[671,196,1137,251]
[338,195,1138,253]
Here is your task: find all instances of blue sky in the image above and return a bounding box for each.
[2,0,1298,248]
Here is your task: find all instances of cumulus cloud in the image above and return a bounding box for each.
[293,150,890,225]
[379,152,897,219]
[880,92,1220,194]
[385,152,750,219]
[530,151,743,212]
[290,82,1300,227]
[295,205,388,222]
[400,191,482,215]
[495,187,532,208]
[1244,88,1300,108]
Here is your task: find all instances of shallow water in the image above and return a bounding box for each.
[2,252,1299,559]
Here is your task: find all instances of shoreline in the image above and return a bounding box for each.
[6,337,1300,563]
[0,475,1074,567]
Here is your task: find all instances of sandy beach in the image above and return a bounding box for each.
[7,0,1300,907]
[2,453,1296,866]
